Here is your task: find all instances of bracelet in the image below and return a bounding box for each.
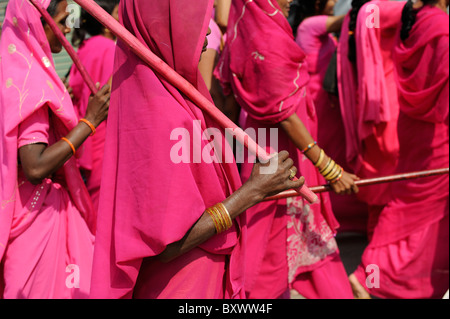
[301,141,317,154]
[79,118,96,136]
[314,149,325,168]
[330,169,344,184]
[206,203,232,234]
[319,158,334,175]
[325,165,342,181]
[61,137,76,156]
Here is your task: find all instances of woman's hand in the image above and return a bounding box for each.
[157,150,305,263]
[329,170,360,195]
[84,84,111,127]
[246,150,305,202]
[222,151,305,219]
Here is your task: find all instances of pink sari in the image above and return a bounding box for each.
[89,0,246,299]
[337,0,403,233]
[69,35,116,213]
[354,5,449,299]
[296,15,368,233]
[0,0,95,298]
[218,0,352,299]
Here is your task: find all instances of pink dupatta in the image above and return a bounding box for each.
[337,1,403,206]
[90,0,246,299]
[369,3,449,246]
[0,0,95,261]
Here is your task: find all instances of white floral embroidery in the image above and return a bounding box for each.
[286,196,338,283]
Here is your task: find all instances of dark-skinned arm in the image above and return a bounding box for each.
[19,84,110,185]
[280,113,360,195]
[157,151,305,263]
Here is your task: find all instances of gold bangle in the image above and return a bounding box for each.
[79,118,96,136]
[61,137,76,155]
[217,203,232,229]
[211,206,227,233]
[314,149,325,168]
[206,207,223,234]
[319,158,334,175]
[322,161,338,179]
[326,165,342,181]
[330,169,344,184]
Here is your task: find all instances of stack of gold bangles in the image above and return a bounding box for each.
[206,203,233,234]
[314,149,344,184]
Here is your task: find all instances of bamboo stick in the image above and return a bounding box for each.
[29,0,98,95]
[66,0,318,204]
[264,168,450,202]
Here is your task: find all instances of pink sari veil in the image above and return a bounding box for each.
[90,0,246,299]
[0,0,95,260]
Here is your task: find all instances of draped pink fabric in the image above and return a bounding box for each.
[69,35,116,213]
[354,4,449,299]
[90,0,246,299]
[0,0,95,298]
[337,1,402,208]
[296,16,368,233]
[217,0,351,299]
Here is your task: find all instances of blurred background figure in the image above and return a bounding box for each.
[68,0,119,213]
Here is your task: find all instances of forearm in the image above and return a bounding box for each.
[157,182,261,263]
[280,114,321,163]
[19,121,93,184]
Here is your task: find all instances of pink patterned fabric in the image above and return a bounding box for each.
[0,0,95,298]
[217,0,351,299]
[354,4,449,299]
[89,0,246,299]
[69,35,116,213]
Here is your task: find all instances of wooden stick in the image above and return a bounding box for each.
[29,0,98,95]
[264,168,450,201]
[69,0,318,204]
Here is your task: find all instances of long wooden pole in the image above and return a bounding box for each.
[29,0,98,95]
[264,168,450,201]
[63,0,318,203]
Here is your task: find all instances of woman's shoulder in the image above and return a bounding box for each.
[299,15,329,30]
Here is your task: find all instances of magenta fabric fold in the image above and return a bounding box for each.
[337,1,403,206]
[69,35,116,213]
[217,0,311,125]
[90,0,246,299]
[370,4,449,247]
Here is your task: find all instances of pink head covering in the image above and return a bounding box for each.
[393,5,449,123]
[355,0,404,140]
[217,0,311,124]
[0,0,94,260]
[90,0,246,299]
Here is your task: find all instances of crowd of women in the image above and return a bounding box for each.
[0,0,448,299]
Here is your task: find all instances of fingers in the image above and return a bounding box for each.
[287,175,305,189]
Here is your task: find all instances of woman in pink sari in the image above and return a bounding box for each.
[350,0,449,299]
[68,0,119,213]
[217,0,359,299]
[293,0,368,233]
[337,0,402,248]
[0,0,110,298]
[89,0,304,299]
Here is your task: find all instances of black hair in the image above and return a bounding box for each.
[290,0,330,37]
[347,0,371,63]
[400,0,438,41]
[41,0,65,25]
[71,0,119,47]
